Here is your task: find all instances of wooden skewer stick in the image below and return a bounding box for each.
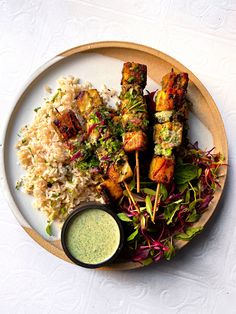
[135,150,140,193]
[124,181,140,212]
[55,108,61,115]
[152,182,161,223]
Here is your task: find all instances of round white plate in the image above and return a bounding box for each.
[1,42,228,270]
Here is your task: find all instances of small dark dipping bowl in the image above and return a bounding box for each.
[61,202,124,268]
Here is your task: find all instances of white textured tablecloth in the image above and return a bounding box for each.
[0,1,236,313]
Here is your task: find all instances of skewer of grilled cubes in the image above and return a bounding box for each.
[120,62,149,193]
[52,89,134,204]
[149,69,189,222]
[76,89,133,203]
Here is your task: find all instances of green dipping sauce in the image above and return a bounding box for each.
[65,208,120,265]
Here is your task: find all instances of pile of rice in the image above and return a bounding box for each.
[16,76,117,222]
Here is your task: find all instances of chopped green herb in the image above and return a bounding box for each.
[34,107,41,112]
[51,192,60,198]
[52,88,62,102]
[76,155,99,171]
[28,147,34,157]
[15,179,23,190]
[127,76,135,83]
[143,119,149,127]
[60,207,67,215]
[46,221,52,236]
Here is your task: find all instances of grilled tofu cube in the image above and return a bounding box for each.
[162,71,188,92]
[107,160,133,183]
[175,72,189,92]
[53,110,81,141]
[158,71,189,111]
[97,179,123,202]
[155,110,174,123]
[123,130,148,152]
[149,156,175,184]
[155,90,175,111]
[121,62,147,88]
[161,71,177,91]
[160,71,189,110]
[76,89,103,117]
[153,122,183,148]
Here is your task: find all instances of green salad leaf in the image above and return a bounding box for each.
[117,212,132,222]
[141,257,153,266]
[164,240,175,261]
[164,199,183,225]
[142,188,156,196]
[160,183,168,201]
[186,209,200,223]
[127,228,139,241]
[175,226,203,241]
[145,195,153,217]
[174,163,199,185]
